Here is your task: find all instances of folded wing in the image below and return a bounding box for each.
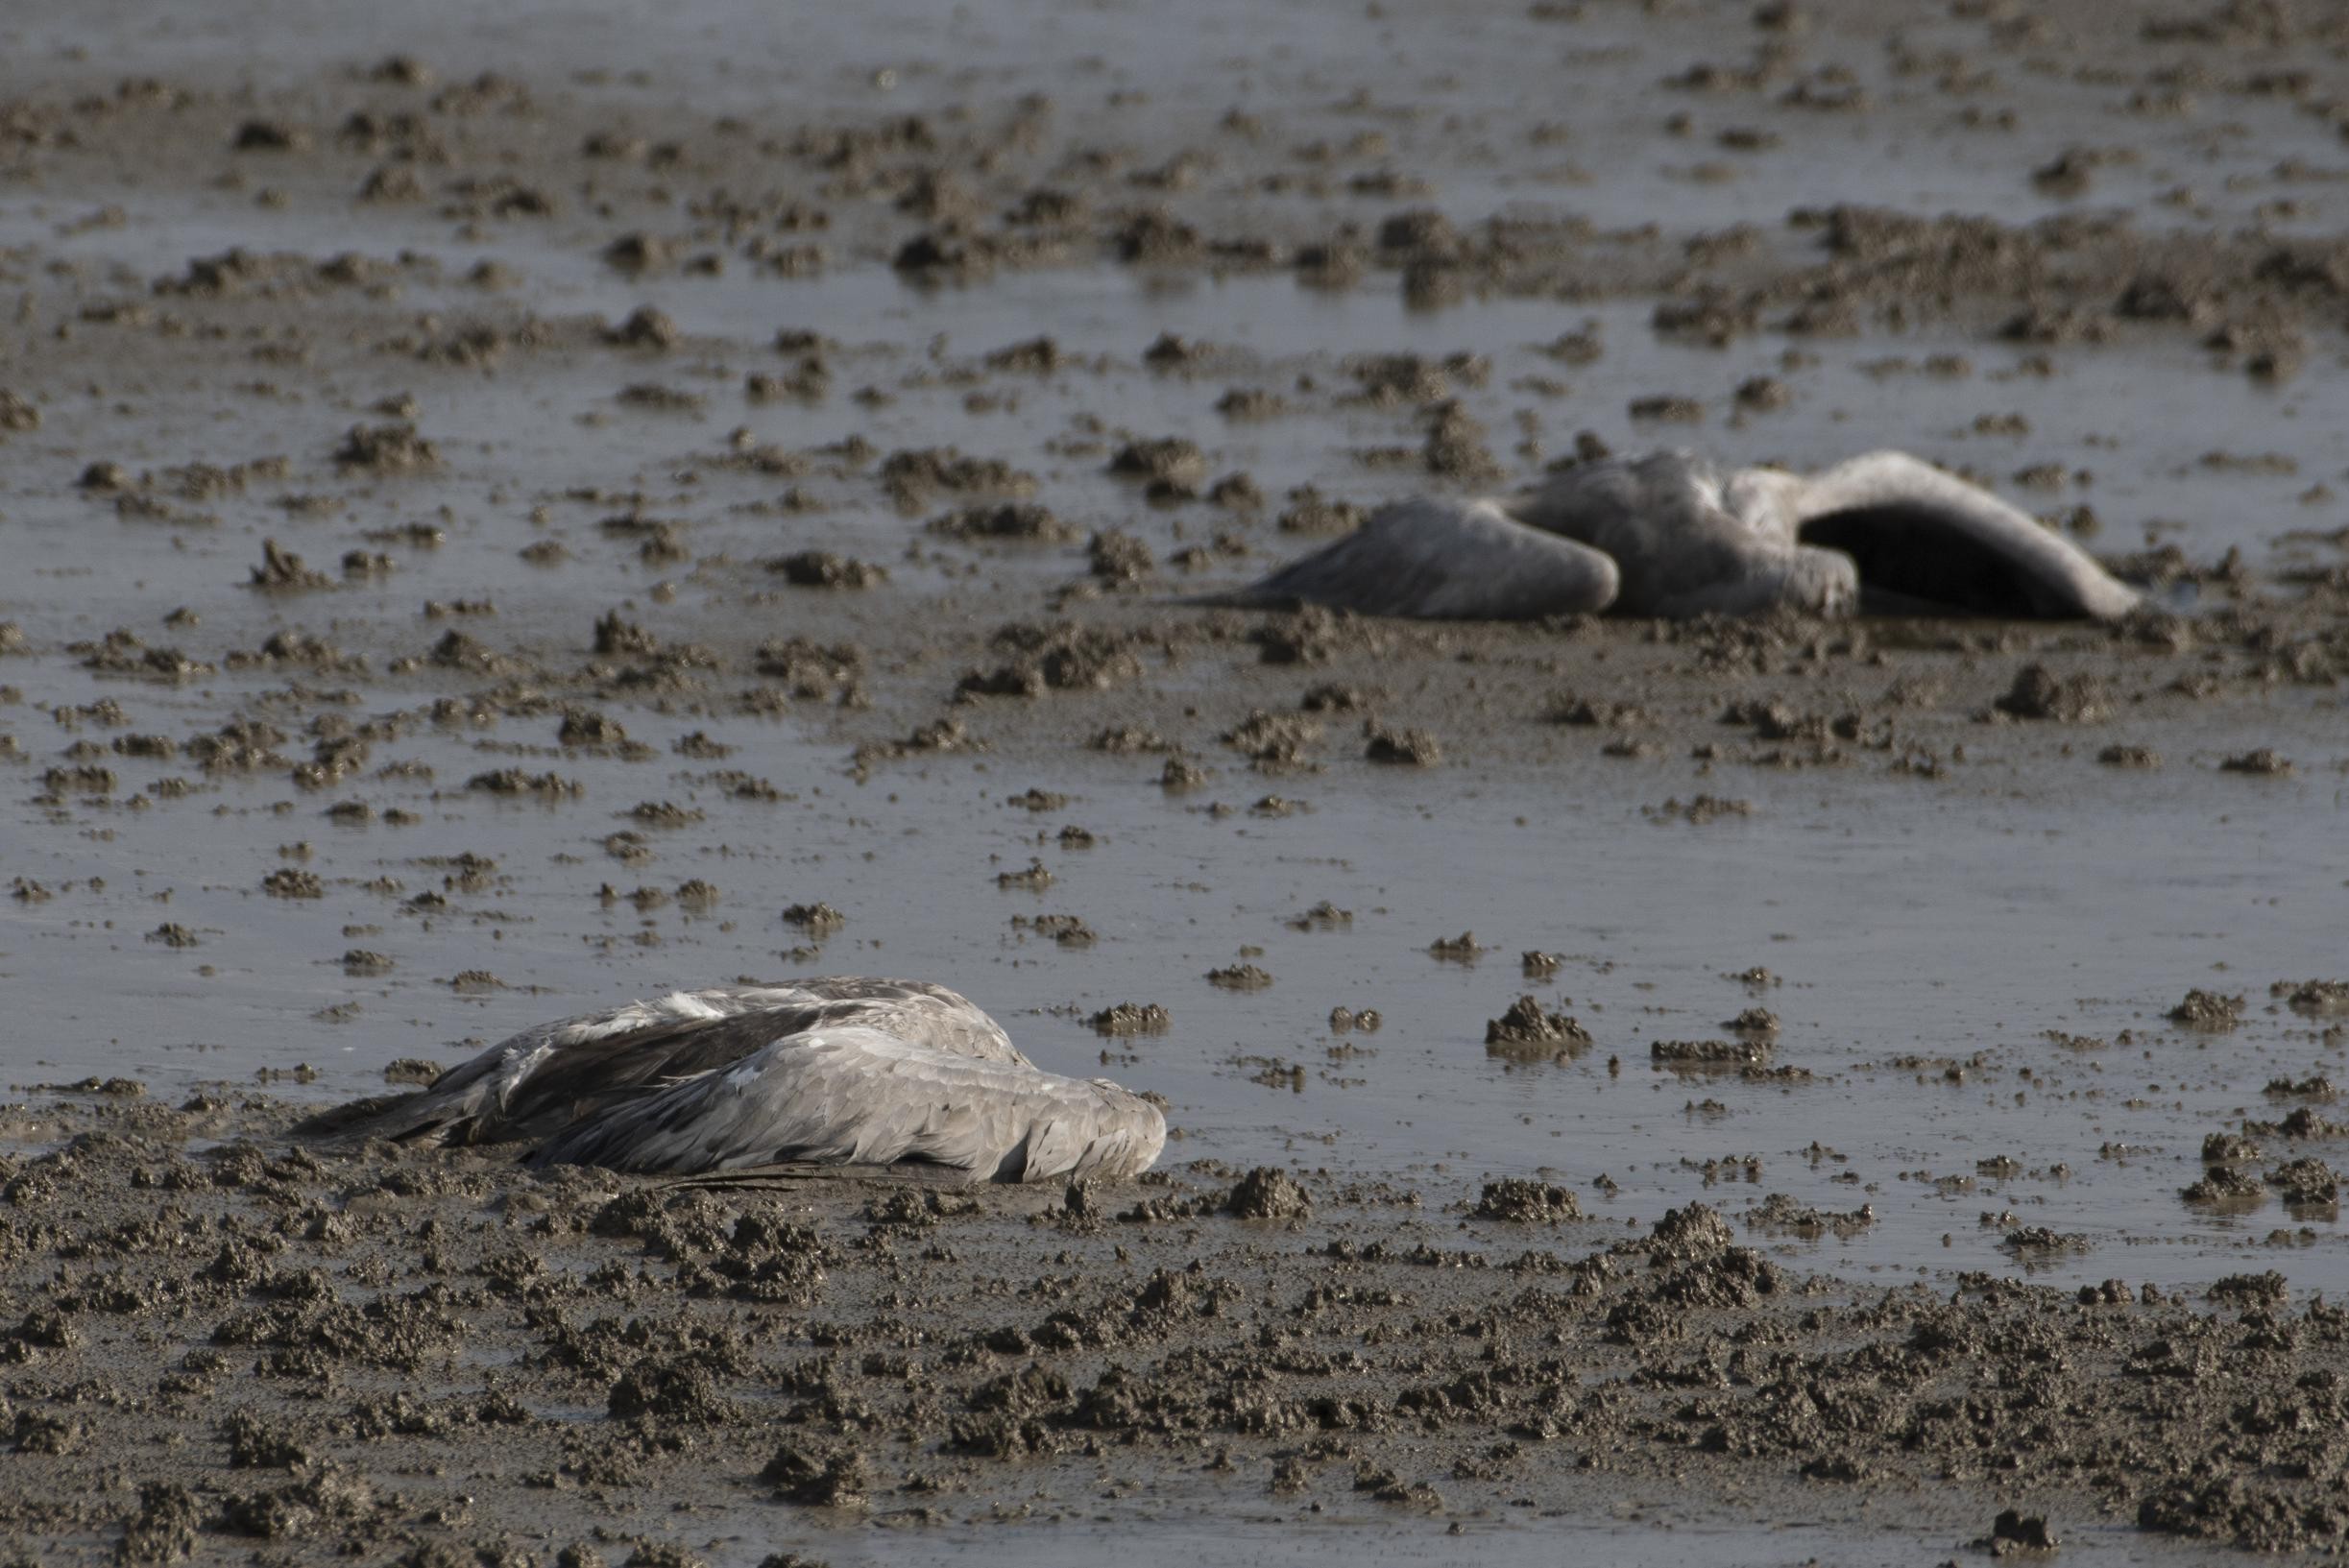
[531,1026,1168,1182]
[322,977,1029,1147]
[1232,495,1620,619]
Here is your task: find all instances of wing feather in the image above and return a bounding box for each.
[1223,449,2133,627]
[322,977,1028,1147]
[1508,451,1855,617]
[1231,495,1619,619]
[1785,451,2141,620]
[531,1027,1167,1182]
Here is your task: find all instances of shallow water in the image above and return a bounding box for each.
[4,616,2344,1298]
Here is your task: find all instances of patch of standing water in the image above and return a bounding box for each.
[2,645,2342,1297]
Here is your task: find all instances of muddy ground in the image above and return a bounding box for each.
[1,0,2347,1560]
[3,1097,2347,1566]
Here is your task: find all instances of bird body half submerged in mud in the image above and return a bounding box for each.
[326,977,1166,1184]
[1233,448,2142,622]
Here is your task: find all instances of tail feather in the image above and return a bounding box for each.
[294,1086,493,1147]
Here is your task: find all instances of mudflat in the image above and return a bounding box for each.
[0,0,2345,1560]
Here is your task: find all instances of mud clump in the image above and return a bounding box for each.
[1108,437,1207,491]
[2182,1166,2263,1204]
[468,769,583,799]
[608,1361,736,1424]
[558,709,628,747]
[1651,1038,1769,1067]
[1647,1201,1736,1257]
[610,375,699,408]
[1224,1168,1311,1219]
[1484,996,1592,1058]
[995,858,1053,891]
[852,716,984,770]
[1277,488,1366,536]
[593,610,659,656]
[2202,1132,2262,1164]
[1645,795,1752,825]
[260,868,323,899]
[605,304,679,348]
[1747,1194,1875,1238]
[762,1440,873,1506]
[1012,913,1091,947]
[118,1482,206,1563]
[1551,694,1652,729]
[1089,1002,1171,1036]
[1427,931,1485,962]
[2004,1225,2094,1254]
[1222,709,1322,769]
[2279,979,2349,1017]
[1087,529,1156,584]
[331,422,439,472]
[1421,401,1499,476]
[1994,664,2109,722]
[2266,1158,2340,1207]
[879,446,1036,509]
[964,621,1147,697]
[1989,1510,2059,1554]
[984,335,1064,374]
[2167,989,2244,1030]
[1471,1179,1583,1222]
[769,550,888,590]
[248,540,334,591]
[1364,726,1441,766]
[2218,748,2292,776]
[928,502,1077,543]
[1091,725,1169,756]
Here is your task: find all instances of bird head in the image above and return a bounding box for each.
[1784,547,1860,617]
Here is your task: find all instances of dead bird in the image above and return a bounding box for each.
[316,977,1165,1183]
[1225,448,2141,621]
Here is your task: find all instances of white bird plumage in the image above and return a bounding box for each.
[322,977,1165,1184]
[1231,449,2141,622]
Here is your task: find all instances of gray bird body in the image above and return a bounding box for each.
[1241,495,1620,619]
[325,977,1165,1184]
[1231,449,2139,622]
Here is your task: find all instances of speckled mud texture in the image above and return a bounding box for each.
[9,1099,2349,1568]
[2,0,2348,1561]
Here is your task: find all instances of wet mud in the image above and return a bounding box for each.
[2,0,2348,1559]
[6,1098,2349,1565]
